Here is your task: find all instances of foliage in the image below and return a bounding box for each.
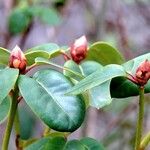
[1,38,150,150]
[8,1,61,35]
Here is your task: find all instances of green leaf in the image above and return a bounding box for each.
[25,137,66,150]
[64,138,106,150]
[18,70,85,132]
[0,47,10,65]
[25,43,60,66]
[80,137,106,150]
[35,57,84,79]
[87,42,124,65]
[0,96,11,124]
[19,105,36,139]
[110,77,139,98]
[64,60,112,108]
[123,52,150,74]
[111,52,150,98]
[64,140,85,150]
[26,136,106,150]
[66,64,126,96]
[0,68,19,103]
[8,8,32,35]
[28,6,61,25]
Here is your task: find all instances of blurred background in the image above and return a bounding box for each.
[0,0,150,150]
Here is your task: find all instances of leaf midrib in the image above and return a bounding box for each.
[36,80,77,126]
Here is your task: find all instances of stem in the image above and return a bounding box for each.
[43,125,51,136]
[25,63,36,74]
[60,51,71,61]
[35,61,84,79]
[140,132,150,150]
[135,87,145,150]
[14,110,22,150]
[14,110,20,135]
[2,87,19,150]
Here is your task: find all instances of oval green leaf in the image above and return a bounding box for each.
[64,140,85,150]
[80,137,106,150]
[66,64,126,96]
[111,52,150,98]
[64,60,112,109]
[64,138,106,150]
[25,43,60,66]
[18,70,85,132]
[0,47,10,65]
[0,68,19,103]
[25,137,66,150]
[8,8,32,35]
[87,42,124,65]
[123,52,150,74]
[0,96,11,124]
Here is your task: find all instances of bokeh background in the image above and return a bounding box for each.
[0,0,150,150]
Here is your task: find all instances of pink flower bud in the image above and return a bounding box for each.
[70,35,88,64]
[9,45,27,73]
[135,60,150,86]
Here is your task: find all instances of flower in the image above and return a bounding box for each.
[135,60,150,86]
[70,35,87,64]
[9,45,27,73]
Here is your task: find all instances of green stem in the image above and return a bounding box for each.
[140,132,150,150]
[135,87,145,150]
[2,88,19,150]
[14,110,21,149]
[35,61,84,79]
[43,125,51,136]
[14,110,20,135]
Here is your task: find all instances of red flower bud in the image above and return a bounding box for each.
[9,45,27,73]
[135,60,150,86]
[70,35,88,64]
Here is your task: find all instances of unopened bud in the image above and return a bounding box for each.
[70,35,87,64]
[9,45,27,73]
[135,60,150,86]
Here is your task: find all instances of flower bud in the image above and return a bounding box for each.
[70,35,87,64]
[9,45,27,73]
[135,60,150,86]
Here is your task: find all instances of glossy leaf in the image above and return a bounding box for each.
[87,42,124,65]
[0,68,19,103]
[18,70,85,132]
[110,77,139,98]
[19,105,36,139]
[0,47,10,65]
[123,52,150,74]
[111,52,150,98]
[25,137,66,150]
[0,96,11,124]
[64,60,112,108]
[80,137,106,150]
[64,138,106,150]
[66,64,126,96]
[25,43,60,66]
[64,140,85,150]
